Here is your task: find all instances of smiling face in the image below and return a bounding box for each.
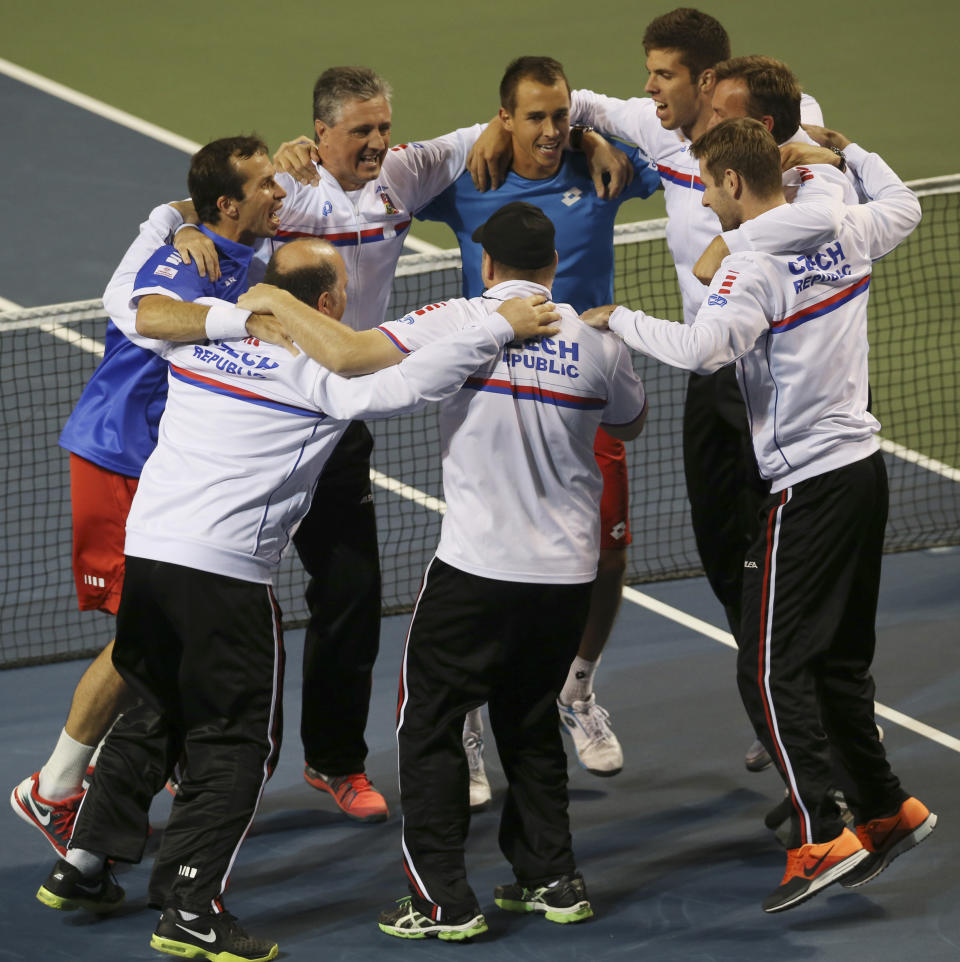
[230,152,286,244]
[500,78,570,180]
[644,48,712,139]
[315,95,392,191]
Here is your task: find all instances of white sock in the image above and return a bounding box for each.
[463,707,484,738]
[38,729,95,800]
[65,847,106,877]
[560,656,600,705]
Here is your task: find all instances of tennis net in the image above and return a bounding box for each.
[2,176,958,667]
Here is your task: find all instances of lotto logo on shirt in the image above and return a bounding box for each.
[154,264,178,279]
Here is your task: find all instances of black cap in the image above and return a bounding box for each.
[471,201,556,270]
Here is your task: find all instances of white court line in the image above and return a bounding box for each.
[402,235,443,255]
[0,296,107,356]
[38,322,105,357]
[0,57,200,154]
[7,296,955,753]
[622,585,960,754]
[878,437,960,483]
[369,470,446,515]
[0,55,441,250]
[363,478,959,752]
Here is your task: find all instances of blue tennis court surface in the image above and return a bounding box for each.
[1,60,958,962]
[2,548,958,961]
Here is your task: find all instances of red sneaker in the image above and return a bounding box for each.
[762,826,867,913]
[10,772,83,856]
[303,766,388,823]
[841,796,937,887]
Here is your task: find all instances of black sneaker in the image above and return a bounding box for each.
[494,873,594,923]
[150,907,278,962]
[36,857,125,913]
[378,896,488,941]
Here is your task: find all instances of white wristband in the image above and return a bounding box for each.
[204,303,252,342]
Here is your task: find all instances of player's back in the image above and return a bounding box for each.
[125,335,347,583]
[730,213,879,490]
[434,282,645,584]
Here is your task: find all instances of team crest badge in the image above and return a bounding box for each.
[380,190,399,215]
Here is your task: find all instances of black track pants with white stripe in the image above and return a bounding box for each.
[737,451,906,844]
[397,558,591,921]
[72,557,285,913]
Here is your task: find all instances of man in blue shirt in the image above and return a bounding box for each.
[418,56,660,795]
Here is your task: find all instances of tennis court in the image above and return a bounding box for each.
[1,4,958,959]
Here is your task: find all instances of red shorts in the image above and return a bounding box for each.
[595,427,631,550]
[70,453,139,614]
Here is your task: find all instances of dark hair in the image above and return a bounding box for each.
[714,55,801,144]
[642,8,730,80]
[691,118,783,199]
[499,56,570,113]
[312,66,392,125]
[264,251,339,308]
[188,135,268,225]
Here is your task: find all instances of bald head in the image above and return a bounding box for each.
[264,238,348,320]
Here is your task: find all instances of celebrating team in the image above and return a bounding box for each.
[10,6,935,960]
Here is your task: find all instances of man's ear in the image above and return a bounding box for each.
[480,250,495,283]
[498,106,514,133]
[697,67,716,97]
[217,194,239,221]
[724,168,743,199]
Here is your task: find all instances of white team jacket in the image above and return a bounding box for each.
[607,144,921,491]
[256,125,483,331]
[570,90,849,323]
[379,281,647,583]
[124,310,515,583]
[102,124,482,341]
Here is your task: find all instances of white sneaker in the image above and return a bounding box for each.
[557,693,623,776]
[463,730,491,812]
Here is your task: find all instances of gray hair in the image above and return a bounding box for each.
[312,67,392,126]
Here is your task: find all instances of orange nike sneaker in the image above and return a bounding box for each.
[303,766,389,823]
[762,826,868,913]
[841,796,937,888]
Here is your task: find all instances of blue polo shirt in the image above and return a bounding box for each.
[418,143,660,311]
[59,227,255,476]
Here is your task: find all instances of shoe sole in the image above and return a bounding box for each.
[469,799,491,814]
[303,773,389,823]
[583,765,622,777]
[150,933,278,961]
[841,812,937,888]
[377,919,488,941]
[36,884,124,914]
[745,756,773,773]
[10,785,68,857]
[762,849,870,913]
[495,896,594,923]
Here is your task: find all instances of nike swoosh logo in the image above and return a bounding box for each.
[873,817,902,849]
[73,880,103,894]
[176,923,217,944]
[26,791,51,826]
[802,844,835,877]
